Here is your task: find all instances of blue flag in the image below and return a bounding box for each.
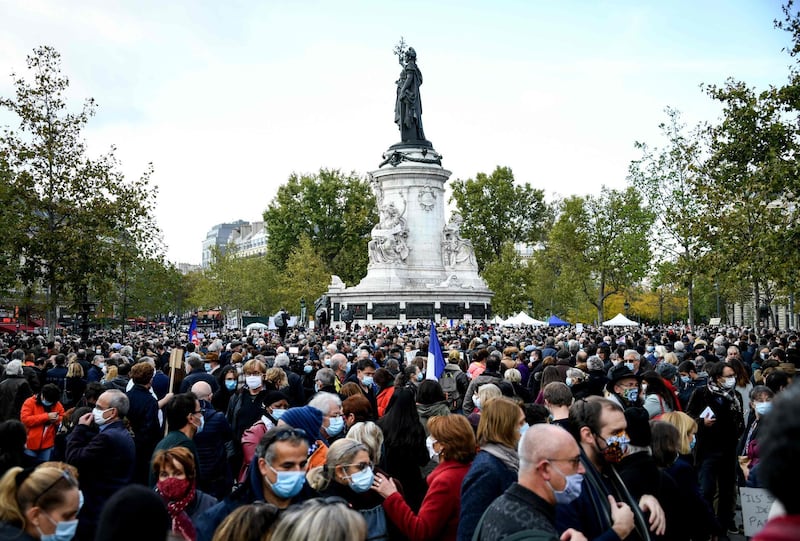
[425,321,446,380]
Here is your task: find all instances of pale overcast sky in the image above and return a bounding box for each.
[0,1,792,264]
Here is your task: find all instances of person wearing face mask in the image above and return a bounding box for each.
[556,396,666,541]
[150,393,204,487]
[190,382,234,500]
[345,359,378,417]
[0,464,81,541]
[685,360,745,537]
[152,446,218,540]
[195,427,311,541]
[65,389,135,541]
[372,415,474,541]
[307,439,390,540]
[474,424,587,541]
[605,364,643,409]
[20,385,64,462]
[239,391,290,482]
[226,359,270,471]
[737,385,774,485]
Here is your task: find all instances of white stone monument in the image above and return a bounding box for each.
[326,44,493,325]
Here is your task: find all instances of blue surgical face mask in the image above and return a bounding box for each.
[327,415,344,436]
[345,362,352,373]
[689,434,696,451]
[41,399,53,407]
[565,378,573,388]
[265,466,306,499]
[473,396,481,410]
[646,346,655,353]
[324,359,331,367]
[39,513,79,541]
[303,365,313,374]
[624,362,635,372]
[547,463,583,505]
[362,375,374,387]
[754,401,772,417]
[680,375,691,384]
[347,466,374,493]
[195,415,205,434]
[225,380,237,391]
[416,372,424,382]
[204,363,211,372]
[519,423,530,438]
[270,408,287,420]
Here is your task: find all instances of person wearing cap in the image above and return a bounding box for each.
[616,407,679,534]
[605,364,643,409]
[195,427,311,541]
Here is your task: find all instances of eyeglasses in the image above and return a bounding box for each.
[342,461,373,472]
[547,456,582,469]
[33,469,79,505]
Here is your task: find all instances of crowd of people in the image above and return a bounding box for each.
[0,320,798,541]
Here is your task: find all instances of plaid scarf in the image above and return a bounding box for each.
[707,380,742,415]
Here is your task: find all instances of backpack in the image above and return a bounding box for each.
[439,368,462,412]
[274,311,285,328]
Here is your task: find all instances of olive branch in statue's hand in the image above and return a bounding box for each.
[393,37,408,65]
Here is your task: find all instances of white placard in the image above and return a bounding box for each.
[740,487,776,537]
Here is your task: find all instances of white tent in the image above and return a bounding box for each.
[245,322,268,333]
[490,315,505,325]
[505,312,547,326]
[602,313,639,326]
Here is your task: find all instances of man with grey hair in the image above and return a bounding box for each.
[314,367,337,394]
[330,353,349,392]
[475,424,588,541]
[274,353,305,407]
[623,349,648,375]
[0,360,32,421]
[67,388,136,541]
[308,391,344,441]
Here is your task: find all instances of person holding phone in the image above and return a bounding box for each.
[686,361,744,536]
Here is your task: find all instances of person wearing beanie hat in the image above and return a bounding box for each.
[278,406,328,469]
[616,407,680,532]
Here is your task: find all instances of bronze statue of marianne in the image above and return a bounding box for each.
[394,47,427,143]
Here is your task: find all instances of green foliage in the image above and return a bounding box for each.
[123,258,188,319]
[263,169,377,285]
[450,166,551,270]
[0,46,159,334]
[481,242,532,316]
[274,236,330,312]
[190,247,278,315]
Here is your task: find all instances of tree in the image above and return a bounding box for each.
[263,169,377,285]
[450,166,551,270]
[699,79,797,326]
[0,46,159,336]
[628,107,708,328]
[542,188,653,323]
[481,242,532,316]
[274,236,330,312]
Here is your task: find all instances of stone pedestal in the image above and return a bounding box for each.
[327,144,493,325]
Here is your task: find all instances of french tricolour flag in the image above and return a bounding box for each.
[188,315,200,346]
[425,321,446,380]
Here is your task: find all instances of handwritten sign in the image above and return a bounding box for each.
[740,487,776,537]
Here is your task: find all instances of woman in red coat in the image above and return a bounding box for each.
[372,414,476,541]
[19,384,64,461]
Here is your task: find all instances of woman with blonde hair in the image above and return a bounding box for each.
[660,411,698,460]
[307,438,387,540]
[269,497,367,541]
[0,463,80,540]
[210,503,280,541]
[373,415,476,541]
[466,383,501,432]
[346,422,384,466]
[264,368,288,392]
[458,397,525,540]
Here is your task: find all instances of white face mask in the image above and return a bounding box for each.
[245,375,263,389]
[723,376,736,389]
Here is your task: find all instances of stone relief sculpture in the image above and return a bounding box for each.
[441,213,478,269]
[368,195,410,264]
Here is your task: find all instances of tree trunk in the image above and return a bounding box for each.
[597,273,605,324]
[754,280,760,328]
[687,273,695,330]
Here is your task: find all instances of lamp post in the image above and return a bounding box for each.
[624,301,630,317]
[300,298,307,326]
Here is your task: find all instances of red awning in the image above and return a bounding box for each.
[0,323,37,333]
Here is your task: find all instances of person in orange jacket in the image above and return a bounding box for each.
[20,383,64,461]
